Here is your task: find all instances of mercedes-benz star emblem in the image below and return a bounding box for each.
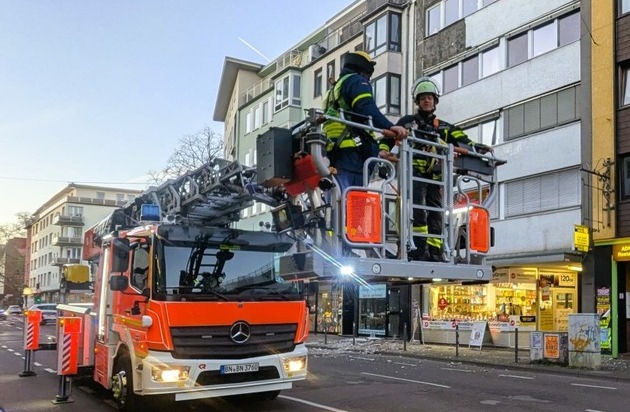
[230,321,251,344]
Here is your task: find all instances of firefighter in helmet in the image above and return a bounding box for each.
[395,77,491,261]
[322,51,407,191]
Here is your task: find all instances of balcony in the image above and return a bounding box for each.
[52,236,83,247]
[52,257,81,266]
[53,215,84,226]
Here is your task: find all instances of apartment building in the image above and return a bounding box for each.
[0,237,27,307]
[24,184,141,305]
[414,0,584,335]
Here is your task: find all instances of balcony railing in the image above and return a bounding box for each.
[53,215,84,226]
[52,257,81,266]
[52,236,83,246]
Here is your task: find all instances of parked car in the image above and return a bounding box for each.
[6,305,22,315]
[27,303,58,325]
[0,309,7,320]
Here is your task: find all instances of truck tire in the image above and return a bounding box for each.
[112,353,142,411]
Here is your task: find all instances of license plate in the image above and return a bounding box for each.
[220,363,259,374]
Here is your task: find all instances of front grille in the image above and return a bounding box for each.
[195,366,280,385]
[170,323,297,359]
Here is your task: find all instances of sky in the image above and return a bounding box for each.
[0,0,356,226]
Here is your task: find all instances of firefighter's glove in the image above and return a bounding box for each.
[473,143,493,154]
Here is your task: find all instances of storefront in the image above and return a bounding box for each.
[421,268,579,347]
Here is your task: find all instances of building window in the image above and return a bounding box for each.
[314,68,323,98]
[326,60,336,90]
[444,0,458,27]
[559,11,580,46]
[507,32,528,67]
[622,156,630,199]
[245,111,252,133]
[96,191,105,200]
[372,74,401,115]
[505,169,580,217]
[533,21,557,57]
[116,193,125,202]
[463,118,498,146]
[443,64,458,94]
[262,99,270,125]
[621,0,630,15]
[622,66,630,107]
[364,12,402,57]
[481,46,500,77]
[273,73,301,112]
[254,105,262,130]
[504,84,580,141]
[427,4,441,36]
[462,55,479,86]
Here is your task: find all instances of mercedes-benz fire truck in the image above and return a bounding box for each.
[59,108,504,410]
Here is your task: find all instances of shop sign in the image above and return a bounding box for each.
[573,225,589,252]
[613,243,630,261]
[544,334,560,359]
[422,321,474,330]
[488,321,514,332]
[557,273,575,287]
[492,269,509,283]
[509,269,537,283]
[359,284,386,299]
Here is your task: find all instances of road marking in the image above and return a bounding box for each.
[7,348,14,352]
[361,372,451,388]
[571,383,617,390]
[350,356,375,361]
[498,374,534,380]
[585,409,606,412]
[442,367,472,372]
[279,395,349,412]
[34,362,42,367]
[44,368,56,374]
[394,362,416,367]
[1,345,6,349]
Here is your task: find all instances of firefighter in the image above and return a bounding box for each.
[322,51,407,191]
[396,77,492,261]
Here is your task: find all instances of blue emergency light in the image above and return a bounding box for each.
[140,204,161,222]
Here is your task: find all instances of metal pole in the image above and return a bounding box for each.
[324,319,328,345]
[455,324,460,357]
[403,322,408,352]
[19,349,36,377]
[515,326,519,364]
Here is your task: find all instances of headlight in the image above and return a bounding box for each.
[282,356,307,373]
[151,366,190,382]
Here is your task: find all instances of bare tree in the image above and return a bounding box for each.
[147,126,223,184]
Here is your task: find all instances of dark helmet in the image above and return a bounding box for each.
[343,51,376,77]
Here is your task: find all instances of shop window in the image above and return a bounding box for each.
[358,284,387,336]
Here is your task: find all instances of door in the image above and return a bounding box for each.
[388,287,401,338]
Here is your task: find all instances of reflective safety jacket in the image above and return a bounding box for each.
[322,69,393,154]
[394,112,474,178]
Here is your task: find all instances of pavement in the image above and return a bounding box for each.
[305,333,630,382]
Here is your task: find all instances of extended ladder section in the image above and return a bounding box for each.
[261,108,506,282]
[90,158,276,242]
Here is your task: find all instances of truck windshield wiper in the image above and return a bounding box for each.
[176,285,230,301]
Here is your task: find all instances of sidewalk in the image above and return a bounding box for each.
[306,333,630,382]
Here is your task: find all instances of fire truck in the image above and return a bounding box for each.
[59,109,503,410]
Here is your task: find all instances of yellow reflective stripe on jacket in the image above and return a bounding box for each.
[351,92,372,107]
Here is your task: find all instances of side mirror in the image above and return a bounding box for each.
[109,275,129,291]
[112,238,130,272]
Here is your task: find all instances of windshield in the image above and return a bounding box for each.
[153,243,303,302]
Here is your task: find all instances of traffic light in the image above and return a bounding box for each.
[34,294,42,303]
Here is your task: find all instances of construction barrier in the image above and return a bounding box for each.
[23,310,41,351]
[56,317,82,376]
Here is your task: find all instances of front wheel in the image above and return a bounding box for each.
[111,353,143,411]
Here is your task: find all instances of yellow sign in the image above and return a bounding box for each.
[613,243,630,261]
[544,334,560,359]
[574,225,589,252]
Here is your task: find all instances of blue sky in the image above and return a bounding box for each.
[0,0,355,225]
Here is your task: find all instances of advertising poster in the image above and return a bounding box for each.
[468,321,487,349]
[544,334,560,359]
